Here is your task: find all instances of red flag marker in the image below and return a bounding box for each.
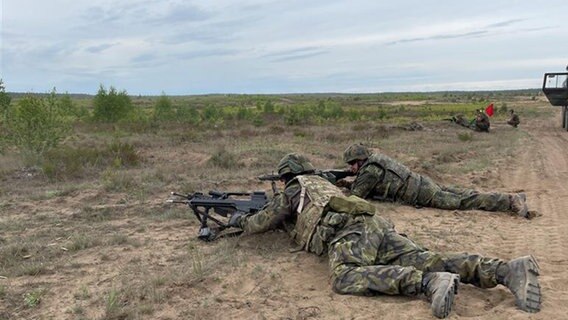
[485,103,494,117]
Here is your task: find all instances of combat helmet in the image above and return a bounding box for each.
[343,143,371,164]
[277,153,315,178]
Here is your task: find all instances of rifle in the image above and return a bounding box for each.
[166,190,269,241]
[258,169,354,190]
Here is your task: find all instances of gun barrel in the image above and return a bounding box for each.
[258,174,280,181]
[166,199,189,204]
[171,192,190,199]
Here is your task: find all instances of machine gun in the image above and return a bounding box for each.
[166,190,269,241]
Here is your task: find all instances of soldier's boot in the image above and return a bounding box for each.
[497,255,541,313]
[510,193,528,218]
[421,272,460,319]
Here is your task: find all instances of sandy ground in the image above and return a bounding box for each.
[2,105,568,320]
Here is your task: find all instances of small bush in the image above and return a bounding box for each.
[458,132,473,142]
[41,141,140,181]
[102,169,136,192]
[24,289,45,308]
[107,141,140,167]
[117,108,153,133]
[4,90,71,164]
[208,149,241,169]
[175,105,201,125]
[285,106,310,125]
[499,103,508,114]
[153,92,174,121]
[105,288,125,316]
[263,100,275,113]
[0,80,12,151]
[92,85,133,122]
[42,146,104,180]
[202,105,225,123]
[0,79,11,120]
[58,93,89,119]
[67,233,101,252]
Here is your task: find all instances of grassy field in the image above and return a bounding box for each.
[0,89,552,319]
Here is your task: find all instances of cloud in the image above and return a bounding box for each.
[174,48,240,61]
[485,18,526,28]
[386,30,489,45]
[384,18,541,46]
[149,3,213,24]
[86,43,117,53]
[263,47,329,62]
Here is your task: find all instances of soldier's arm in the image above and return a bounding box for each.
[238,183,300,234]
[350,165,383,199]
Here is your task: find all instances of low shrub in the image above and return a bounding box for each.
[41,141,140,181]
[207,149,241,169]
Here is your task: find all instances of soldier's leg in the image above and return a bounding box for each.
[332,223,462,318]
[377,230,502,288]
[414,176,461,209]
[447,253,541,312]
[376,229,541,312]
[441,253,502,288]
[453,115,475,130]
[417,176,514,213]
[328,228,423,296]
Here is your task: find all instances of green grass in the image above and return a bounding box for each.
[23,288,46,308]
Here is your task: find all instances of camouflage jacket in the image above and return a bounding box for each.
[508,114,520,125]
[239,175,343,250]
[351,153,414,202]
[475,113,490,131]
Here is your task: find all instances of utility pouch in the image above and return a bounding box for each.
[309,225,336,255]
[326,195,375,216]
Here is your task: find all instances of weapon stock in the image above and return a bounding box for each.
[167,190,268,241]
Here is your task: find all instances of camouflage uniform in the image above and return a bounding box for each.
[452,114,474,129]
[239,175,505,296]
[507,112,520,128]
[350,153,515,213]
[452,112,490,132]
[475,112,490,132]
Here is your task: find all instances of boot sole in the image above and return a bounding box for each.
[431,274,460,319]
[515,255,541,313]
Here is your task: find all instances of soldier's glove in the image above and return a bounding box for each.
[228,212,244,228]
[335,179,353,189]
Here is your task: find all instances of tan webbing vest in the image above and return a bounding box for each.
[291,175,344,250]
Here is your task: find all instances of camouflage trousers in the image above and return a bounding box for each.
[454,116,475,129]
[328,215,504,296]
[403,175,513,213]
[454,116,489,132]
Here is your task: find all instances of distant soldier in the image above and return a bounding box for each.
[474,109,490,132]
[507,109,520,128]
[339,143,532,218]
[451,110,490,132]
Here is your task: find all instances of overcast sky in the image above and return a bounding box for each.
[1,0,567,95]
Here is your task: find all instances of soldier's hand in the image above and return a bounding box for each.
[335,179,353,189]
[228,212,244,228]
